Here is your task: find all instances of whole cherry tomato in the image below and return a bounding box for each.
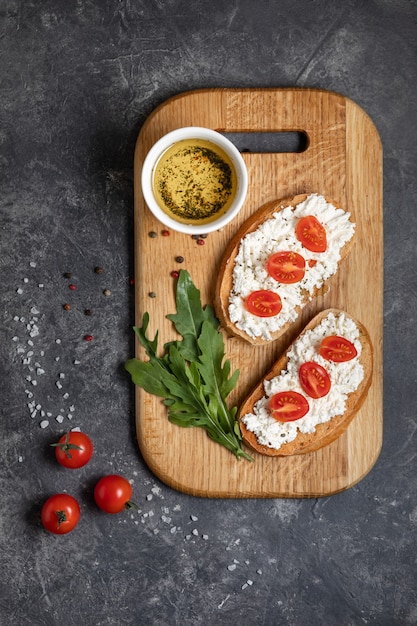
[51,431,94,469]
[41,494,80,534]
[94,475,136,514]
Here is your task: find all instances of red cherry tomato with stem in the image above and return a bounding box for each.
[269,391,309,422]
[299,361,331,399]
[296,215,327,252]
[51,431,94,469]
[94,475,137,514]
[245,290,282,317]
[41,494,81,535]
[319,335,358,362]
[267,251,306,284]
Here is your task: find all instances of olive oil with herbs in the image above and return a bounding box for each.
[152,139,237,225]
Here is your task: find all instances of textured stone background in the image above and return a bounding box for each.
[1,1,416,624]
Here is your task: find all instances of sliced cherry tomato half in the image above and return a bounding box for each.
[245,290,282,317]
[319,335,358,362]
[296,215,327,252]
[299,361,331,399]
[267,251,306,284]
[269,391,309,422]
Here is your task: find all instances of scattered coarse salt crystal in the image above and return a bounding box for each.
[247,579,253,586]
[71,426,81,432]
[30,328,39,338]
[23,278,29,283]
[40,351,44,357]
[63,392,69,399]
[228,564,237,571]
[36,368,45,376]
[161,515,171,524]
[29,261,36,268]
[38,284,44,288]
[69,405,75,412]
[241,583,248,590]
[67,414,73,419]
[27,340,34,347]
[12,336,18,342]
[55,356,60,362]
[56,415,64,423]
[40,420,49,429]
[59,373,65,379]
[16,288,23,295]
[170,526,177,534]
[55,381,62,390]
[146,494,153,501]
[190,515,198,521]
[31,380,37,386]
[73,360,81,365]
[55,338,61,344]
[257,569,263,575]
[18,456,23,462]
[202,534,209,540]
[13,316,19,321]
[192,528,199,536]
[30,307,40,315]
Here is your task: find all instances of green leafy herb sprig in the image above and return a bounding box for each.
[125,270,253,462]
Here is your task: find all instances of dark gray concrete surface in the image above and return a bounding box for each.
[1,1,416,624]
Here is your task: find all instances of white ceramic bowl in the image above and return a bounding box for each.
[141,126,248,235]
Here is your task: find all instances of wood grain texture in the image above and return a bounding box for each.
[133,88,383,498]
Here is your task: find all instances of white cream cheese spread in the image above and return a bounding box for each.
[241,312,364,450]
[228,194,355,340]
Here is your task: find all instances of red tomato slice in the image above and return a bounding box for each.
[299,361,331,399]
[269,391,309,422]
[296,215,327,252]
[267,251,306,284]
[319,335,358,362]
[245,290,282,317]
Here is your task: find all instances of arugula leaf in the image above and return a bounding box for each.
[125,270,253,462]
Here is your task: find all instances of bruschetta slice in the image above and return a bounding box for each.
[214,194,356,345]
[238,309,373,456]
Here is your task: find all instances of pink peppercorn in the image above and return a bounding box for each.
[196,239,205,246]
[161,229,170,236]
[69,283,76,290]
[84,334,93,342]
[171,270,179,278]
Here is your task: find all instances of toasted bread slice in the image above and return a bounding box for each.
[238,309,373,456]
[214,194,355,345]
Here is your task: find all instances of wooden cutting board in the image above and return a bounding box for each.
[132,88,383,498]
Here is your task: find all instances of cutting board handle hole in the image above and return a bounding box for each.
[220,131,308,154]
